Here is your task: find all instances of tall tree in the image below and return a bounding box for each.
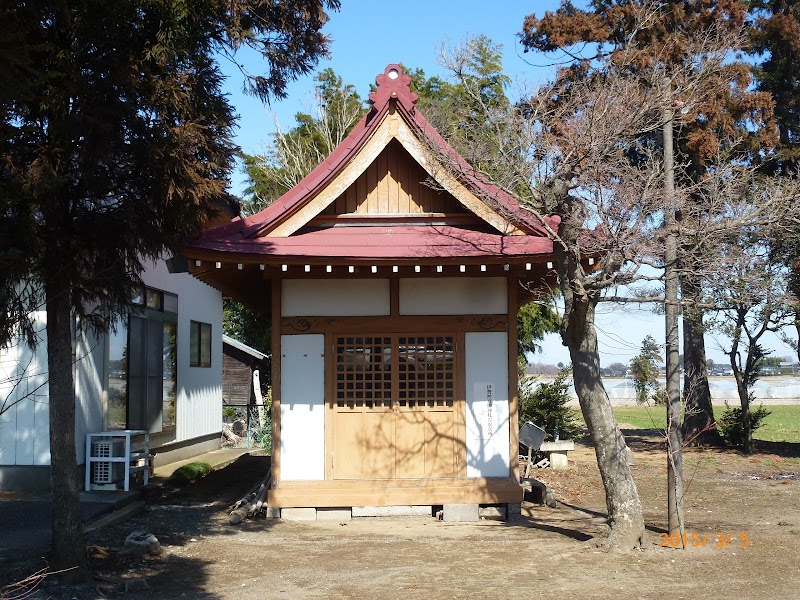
[522,0,777,446]
[704,187,798,453]
[0,0,338,581]
[424,2,778,547]
[749,1,800,365]
[241,68,366,214]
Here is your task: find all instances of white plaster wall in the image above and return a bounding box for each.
[399,277,506,315]
[279,334,325,480]
[0,309,50,467]
[282,279,390,316]
[465,332,510,478]
[141,260,223,443]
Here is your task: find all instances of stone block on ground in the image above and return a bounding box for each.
[352,505,431,518]
[316,508,352,521]
[479,505,506,520]
[506,502,522,520]
[539,440,574,470]
[280,507,317,521]
[442,504,479,522]
[264,506,281,519]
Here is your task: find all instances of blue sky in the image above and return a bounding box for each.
[216,0,797,367]
[219,0,565,193]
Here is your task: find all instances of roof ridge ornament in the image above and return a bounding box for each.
[369,64,418,110]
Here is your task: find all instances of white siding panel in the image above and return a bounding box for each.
[0,309,50,466]
[399,277,506,315]
[282,279,390,317]
[33,393,50,465]
[75,327,104,464]
[280,334,325,480]
[0,339,21,465]
[465,332,510,478]
[13,354,35,466]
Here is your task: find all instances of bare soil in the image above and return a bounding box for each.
[6,433,800,600]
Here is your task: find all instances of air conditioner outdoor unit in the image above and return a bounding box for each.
[90,439,126,485]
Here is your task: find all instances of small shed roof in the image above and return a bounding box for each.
[222,335,268,360]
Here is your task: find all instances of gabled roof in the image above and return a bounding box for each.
[222,335,268,360]
[185,64,558,263]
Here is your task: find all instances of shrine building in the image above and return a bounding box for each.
[182,65,560,515]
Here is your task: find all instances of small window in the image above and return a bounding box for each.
[146,288,162,310]
[190,321,212,367]
[163,292,178,314]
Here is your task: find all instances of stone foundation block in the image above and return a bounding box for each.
[352,505,431,517]
[280,507,317,521]
[316,508,352,521]
[506,503,522,520]
[479,506,506,520]
[443,503,479,522]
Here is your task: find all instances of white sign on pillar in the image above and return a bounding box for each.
[465,331,510,478]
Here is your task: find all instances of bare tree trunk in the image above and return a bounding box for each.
[742,393,752,454]
[563,294,645,549]
[45,277,89,582]
[682,292,720,445]
[728,310,755,454]
[732,370,753,454]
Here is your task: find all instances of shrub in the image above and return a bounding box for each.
[519,368,583,440]
[222,406,238,421]
[169,462,211,485]
[717,403,771,449]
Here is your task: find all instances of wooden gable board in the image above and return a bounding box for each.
[268,108,522,237]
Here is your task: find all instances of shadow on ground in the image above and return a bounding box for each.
[0,454,273,599]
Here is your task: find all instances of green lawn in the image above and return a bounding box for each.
[608,404,800,443]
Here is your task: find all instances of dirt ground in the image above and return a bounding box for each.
[4,432,800,600]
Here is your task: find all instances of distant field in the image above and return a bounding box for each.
[607,404,800,443]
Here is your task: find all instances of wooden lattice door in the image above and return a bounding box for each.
[332,335,458,479]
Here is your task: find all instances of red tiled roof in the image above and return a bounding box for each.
[186,65,560,265]
[189,225,553,261]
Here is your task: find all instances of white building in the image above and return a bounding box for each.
[0,259,223,491]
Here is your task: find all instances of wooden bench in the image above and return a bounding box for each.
[538,440,575,470]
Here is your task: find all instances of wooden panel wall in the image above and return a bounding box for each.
[322,140,467,216]
[222,351,253,406]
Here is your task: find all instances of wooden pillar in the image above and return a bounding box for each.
[271,278,282,486]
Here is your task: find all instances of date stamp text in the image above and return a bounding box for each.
[659,532,750,548]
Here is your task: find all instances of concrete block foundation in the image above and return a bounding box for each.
[316,508,352,521]
[443,504,480,522]
[280,507,317,521]
[352,505,432,518]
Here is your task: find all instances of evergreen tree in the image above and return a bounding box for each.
[0,0,338,581]
[750,1,800,365]
[630,335,666,405]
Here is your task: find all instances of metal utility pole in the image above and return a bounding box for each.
[663,85,685,540]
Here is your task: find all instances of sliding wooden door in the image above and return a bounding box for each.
[331,335,459,480]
